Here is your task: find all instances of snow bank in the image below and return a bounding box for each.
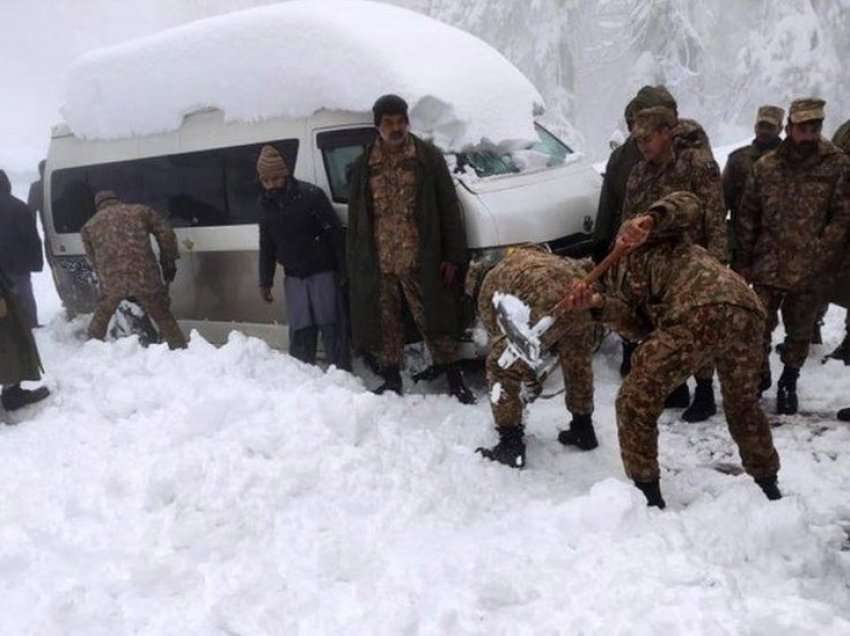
[60,0,544,151]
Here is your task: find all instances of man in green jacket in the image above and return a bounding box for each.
[347,95,473,403]
[1,265,49,416]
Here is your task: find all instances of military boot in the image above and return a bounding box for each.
[373,366,403,396]
[557,414,599,450]
[620,340,636,377]
[633,479,666,509]
[776,366,799,415]
[681,379,717,423]
[664,383,691,409]
[837,407,850,422]
[825,333,850,365]
[1,384,50,412]
[755,475,782,501]
[446,364,476,405]
[477,426,526,469]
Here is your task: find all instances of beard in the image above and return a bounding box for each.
[793,139,818,157]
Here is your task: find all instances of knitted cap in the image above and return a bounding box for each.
[256,145,289,180]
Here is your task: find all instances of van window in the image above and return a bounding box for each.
[317,128,376,203]
[50,139,299,233]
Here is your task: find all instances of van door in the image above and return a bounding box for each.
[312,127,377,225]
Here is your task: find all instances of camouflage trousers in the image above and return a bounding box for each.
[88,290,187,350]
[378,270,457,368]
[616,304,780,482]
[486,324,595,430]
[753,285,821,372]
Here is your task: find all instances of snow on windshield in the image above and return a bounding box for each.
[60,0,544,152]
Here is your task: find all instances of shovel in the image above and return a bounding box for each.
[495,240,631,369]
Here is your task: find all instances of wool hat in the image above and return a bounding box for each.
[256,145,289,180]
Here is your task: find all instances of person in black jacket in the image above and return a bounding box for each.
[257,145,350,370]
[0,170,43,329]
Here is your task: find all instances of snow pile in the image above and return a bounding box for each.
[60,0,544,151]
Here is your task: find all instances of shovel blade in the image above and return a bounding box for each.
[494,296,541,367]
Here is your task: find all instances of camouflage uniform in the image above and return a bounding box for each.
[81,192,186,349]
[474,246,595,429]
[735,102,850,375]
[722,106,785,261]
[369,137,456,367]
[598,192,780,483]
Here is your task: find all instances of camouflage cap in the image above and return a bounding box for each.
[94,190,119,209]
[831,120,850,153]
[634,85,678,114]
[788,98,826,124]
[631,106,677,140]
[756,105,785,128]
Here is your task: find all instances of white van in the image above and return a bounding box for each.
[44,2,601,349]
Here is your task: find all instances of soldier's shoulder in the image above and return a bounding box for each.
[726,145,753,163]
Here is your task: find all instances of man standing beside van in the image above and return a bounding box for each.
[347,94,474,404]
[82,190,187,349]
[257,145,351,370]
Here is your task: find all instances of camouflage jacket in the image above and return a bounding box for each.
[621,145,727,264]
[833,120,850,154]
[81,201,179,298]
[673,118,713,161]
[599,192,764,342]
[478,246,593,341]
[734,138,850,290]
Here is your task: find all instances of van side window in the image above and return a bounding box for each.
[50,139,299,233]
[317,128,376,204]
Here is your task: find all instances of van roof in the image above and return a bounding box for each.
[60,0,544,151]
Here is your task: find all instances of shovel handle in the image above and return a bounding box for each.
[550,240,631,317]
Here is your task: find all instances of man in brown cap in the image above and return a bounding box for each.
[257,145,350,370]
[723,105,784,262]
[82,190,186,349]
[619,104,728,422]
[347,94,474,403]
[735,98,850,414]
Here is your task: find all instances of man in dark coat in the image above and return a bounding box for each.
[257,145,350,370]
[0,265,49,415]
[347,94,473,403]
[0,170,43,329]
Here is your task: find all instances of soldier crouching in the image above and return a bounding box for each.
[465,245,598,468]
[566,192,781,508]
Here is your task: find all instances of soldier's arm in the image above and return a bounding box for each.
[432,146,467,264]
[146,207,179,266]
[733,170,762,274]
[693,158,728,263]
[721,156,740,217]
[817,162,850,272]
[81,227,96,266]
[593,269,651,342]
[644,190,702,238]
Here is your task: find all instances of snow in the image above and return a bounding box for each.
[60,0,544,151]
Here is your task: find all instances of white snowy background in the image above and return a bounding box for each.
[2,1,850,634]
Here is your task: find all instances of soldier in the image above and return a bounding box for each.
[566,191,781,508]
[0,264,49,415]
[466,246,599,468]
[82,190,187,350]
[735,98,850,415]
[622,105,728,422]
[723,105,784,261]
[347,94,473,403]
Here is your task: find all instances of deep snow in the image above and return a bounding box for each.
[2,175,849,633]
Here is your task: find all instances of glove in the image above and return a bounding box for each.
[440,262,458,287]
[161,263,177,283]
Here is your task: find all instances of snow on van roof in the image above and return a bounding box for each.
[60,0,544,151]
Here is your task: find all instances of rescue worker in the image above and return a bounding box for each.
[566,191,782,508]
[347,94,473,403]
[467,246,598,468]
[735,99,850,415]
[621,105,728,422]
[82,190,187,349]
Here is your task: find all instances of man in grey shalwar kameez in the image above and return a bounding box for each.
[257,145,351,370]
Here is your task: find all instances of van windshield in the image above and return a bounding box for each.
[450,123,573,179]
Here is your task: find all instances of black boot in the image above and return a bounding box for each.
[759,370,772,395]
[825,333,850,365]
[682,379,717,422]
[446,364,476,405]
[664,383,691,409]
[755,475,782,501]
[633,479,666,509]
[477,427,526,469]
[837,407,850,422]
[1,384,50,412]
[373,366,403,396]
[620,340,636,377]
[776,366,799,415]
[558,414,598,450]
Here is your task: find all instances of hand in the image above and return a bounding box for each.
[563,280,604,311]
[440,262,458,287]
[260,287,274,303]
[161,263,177,283]
[616,214,655,251]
